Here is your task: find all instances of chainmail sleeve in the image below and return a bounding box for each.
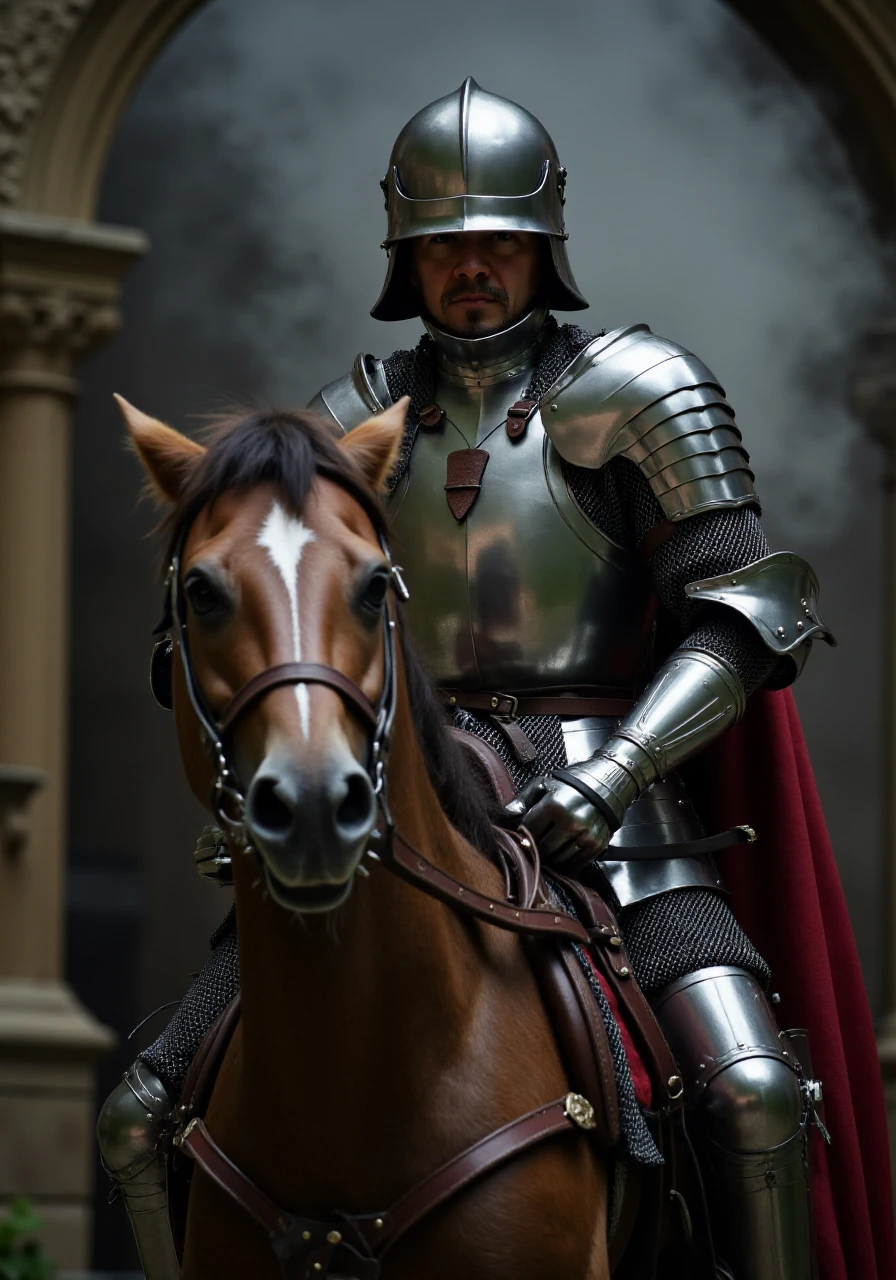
[569,455,782,696]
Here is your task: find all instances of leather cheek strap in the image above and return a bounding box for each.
[550,768,622,834]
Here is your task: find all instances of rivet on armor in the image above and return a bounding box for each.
[520,838,531,848]
[797,621,804,630]
[777,626,786,636]
[771,992,781,1004]
[619,966,630,978]
[731,579,737,585]
[609,935,623,948]
[668,1074,683,1097]
[554,916,562,924]
[302,1231,312,1241]
[490,697,499,708]
[801,598,808,607]
[448,695,457,705]
[418,403,443,429]
[314,1265,323,1273]
[146,1112,153,1122]
[327,1231,343,1245]
[550,403,559,411]
[489,903,495,910]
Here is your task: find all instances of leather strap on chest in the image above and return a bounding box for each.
[177,1094,597,1279]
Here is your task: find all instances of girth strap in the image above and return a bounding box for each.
[218,663,379,735]
[178,1094,594,1279]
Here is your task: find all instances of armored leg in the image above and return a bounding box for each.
[654,966,817,1280]
[97,1058,181,1280]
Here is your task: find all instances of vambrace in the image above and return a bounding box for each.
[97,1059,180,1280]
[555,650,745,830]
[686,551,835,686]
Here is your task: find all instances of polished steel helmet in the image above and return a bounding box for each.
[371,78,588,321]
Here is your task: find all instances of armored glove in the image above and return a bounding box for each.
[511,650,745,869]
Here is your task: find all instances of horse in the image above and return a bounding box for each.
[118,394,616,1280]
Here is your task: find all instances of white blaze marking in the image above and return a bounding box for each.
[258,501,316,737]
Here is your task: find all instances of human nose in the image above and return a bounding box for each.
[453,249,490,281]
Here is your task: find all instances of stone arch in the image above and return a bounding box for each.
[2,0,896,1264]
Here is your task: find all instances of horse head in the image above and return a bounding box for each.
[117,393,409,915]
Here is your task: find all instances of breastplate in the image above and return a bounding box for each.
[387,316,656,691]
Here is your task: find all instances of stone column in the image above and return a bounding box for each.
[852,315,896,1187]
[0,209,146,1266]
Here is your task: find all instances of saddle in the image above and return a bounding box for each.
[166,732,717,1279]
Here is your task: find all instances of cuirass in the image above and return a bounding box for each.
[388,393,656,692]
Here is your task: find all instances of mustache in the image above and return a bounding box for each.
[441,281,509,308]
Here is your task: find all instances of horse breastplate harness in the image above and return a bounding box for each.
[156,462,695,1280]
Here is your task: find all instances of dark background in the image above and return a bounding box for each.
[64,0,893,1265]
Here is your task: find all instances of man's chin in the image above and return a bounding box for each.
[443,307,509,339]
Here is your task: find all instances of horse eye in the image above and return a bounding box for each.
[185,574,225,618]
[360,571,389,615]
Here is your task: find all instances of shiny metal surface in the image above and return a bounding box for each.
[611,649,745,778]
[426,307,548,384]
[97,1060,180,1280]
[372,78,586,321]
[687,551,836,682]
[541,324,758,520]
[561,716,726,906]
[655,967,815,1279]
[386,345,655,688]
[310,353,390,433]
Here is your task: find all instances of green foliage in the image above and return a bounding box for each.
[0,1199,55,1280]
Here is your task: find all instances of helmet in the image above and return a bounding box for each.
[371,78,588,321]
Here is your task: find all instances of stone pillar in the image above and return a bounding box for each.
[852,315,896,1189]
[0,209,146,1266]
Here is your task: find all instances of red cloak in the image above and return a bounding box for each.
[685,687,896,1280]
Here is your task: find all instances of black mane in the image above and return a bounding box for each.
[164,408,498,858]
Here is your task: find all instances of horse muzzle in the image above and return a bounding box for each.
[245,747,377,913]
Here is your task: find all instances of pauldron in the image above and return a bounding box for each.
[539,324,757,522]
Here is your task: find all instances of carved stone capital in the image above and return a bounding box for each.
[0,286,119,354]
[0,209,146,374]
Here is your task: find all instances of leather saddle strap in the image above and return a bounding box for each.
[559,878,683,1109]
[386,1097,584,1249]
[218,663,378,735]
[385,830,590,945]
[442,690,633,718]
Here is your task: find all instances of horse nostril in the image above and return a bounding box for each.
[335,772,376,838]
[249,776,294,836]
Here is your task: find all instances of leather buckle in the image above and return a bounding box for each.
[489,692,519,719]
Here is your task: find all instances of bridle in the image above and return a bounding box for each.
[157,463,408,875]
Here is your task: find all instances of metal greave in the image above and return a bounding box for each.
[96,1058,181,1280]
[653,966,817,1280]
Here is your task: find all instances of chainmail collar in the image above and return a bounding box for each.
[423,307,549,387]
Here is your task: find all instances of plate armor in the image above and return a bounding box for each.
[106,80,832,1280]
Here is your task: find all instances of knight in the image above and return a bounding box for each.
[306,79,830,1279]
[98,80,890,1279]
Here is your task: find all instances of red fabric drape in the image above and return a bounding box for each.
[687,688,896,1280]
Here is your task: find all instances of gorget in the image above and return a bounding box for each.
[421,307,546,447]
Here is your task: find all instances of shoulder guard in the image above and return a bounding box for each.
[307,354,391,434]
[686,551,836,683]
[539,324,758,521]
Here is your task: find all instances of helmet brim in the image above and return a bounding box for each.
[370,235,588,322]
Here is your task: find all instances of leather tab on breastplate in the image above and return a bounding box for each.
[505,399,536,440]
[445,448,489,520]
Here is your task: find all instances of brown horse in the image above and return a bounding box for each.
[120,395,611,1280]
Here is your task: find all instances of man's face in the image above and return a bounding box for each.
[410,230,540,338]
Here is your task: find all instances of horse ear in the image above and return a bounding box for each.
[338,397,409,495]
[115,393,206,504]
